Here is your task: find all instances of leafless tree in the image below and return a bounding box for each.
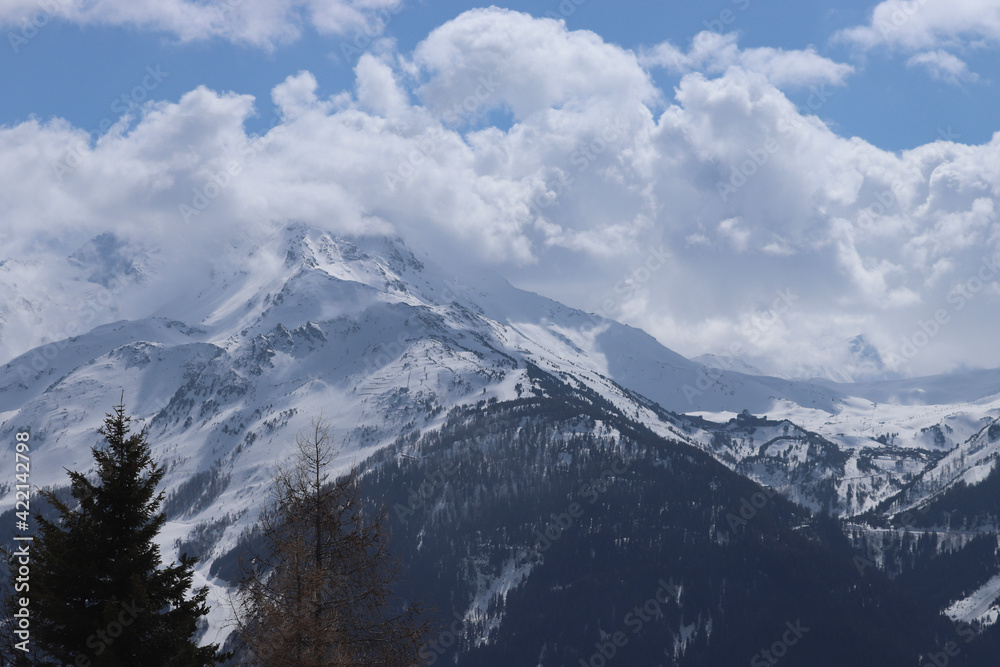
[230,419,428,666]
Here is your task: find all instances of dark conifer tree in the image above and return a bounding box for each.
[12,398,225,666]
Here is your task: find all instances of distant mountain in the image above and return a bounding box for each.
[692,353,764,376]
[67,231,151,288]
[771,333,900,384]
[848,334,885,374]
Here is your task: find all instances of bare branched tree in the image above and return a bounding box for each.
[230,419,428,666]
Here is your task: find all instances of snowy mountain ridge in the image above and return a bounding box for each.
[3,222,1000,648]
[4,222,1000,514]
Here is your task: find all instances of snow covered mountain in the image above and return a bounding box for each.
[0,222,851,492]
[3,222,1000,657]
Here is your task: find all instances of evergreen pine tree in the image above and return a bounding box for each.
[14,398,225,666]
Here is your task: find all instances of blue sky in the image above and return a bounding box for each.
[2,0,1000,380]
[2,1,996,149]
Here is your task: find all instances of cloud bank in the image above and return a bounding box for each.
[2,7,999,380]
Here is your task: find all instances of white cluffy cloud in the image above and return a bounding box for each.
[835,0,1000,51]
[835,0,1000,84]
[640,31,855,88]
[906,50,980,85]
[2,8,1000,378]
[0,0,405,49]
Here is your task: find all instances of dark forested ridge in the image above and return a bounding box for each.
[212,364,1000,665]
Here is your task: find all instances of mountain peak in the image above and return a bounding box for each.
[68,231,150,288]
